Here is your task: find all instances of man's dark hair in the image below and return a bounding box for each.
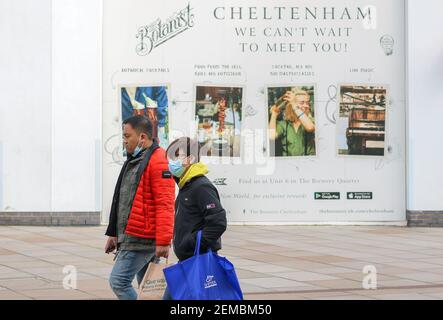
[123,115,153,139]
[166,137,200,162]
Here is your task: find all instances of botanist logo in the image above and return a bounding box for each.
[204,275,217,289]
[141,279,166,292]
[136,3,195,56]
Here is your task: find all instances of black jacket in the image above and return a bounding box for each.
[173,175,227,261]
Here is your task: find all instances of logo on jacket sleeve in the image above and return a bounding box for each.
[162,170,172,179]
[206,203,216,209]
[204,275,217,289]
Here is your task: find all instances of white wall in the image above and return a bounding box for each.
[52,0,102,212]
[0,0,441,217]
[0,0,52,211]
[407,0,443,211]
[0,0,102,212]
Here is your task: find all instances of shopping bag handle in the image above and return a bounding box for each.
[194,230,212,256]
[194,230,202,256]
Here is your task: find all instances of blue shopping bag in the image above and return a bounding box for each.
[163,231,243,300]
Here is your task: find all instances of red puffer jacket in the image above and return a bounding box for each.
[125,147,175,246]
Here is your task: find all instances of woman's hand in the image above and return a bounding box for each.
[270,105,280,117]
[283,91,301,113]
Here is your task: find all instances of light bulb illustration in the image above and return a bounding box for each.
[380,35,394,56]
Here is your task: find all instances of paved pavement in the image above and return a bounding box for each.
[1,225,443,300]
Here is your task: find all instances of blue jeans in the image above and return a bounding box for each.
[109,250,156,300]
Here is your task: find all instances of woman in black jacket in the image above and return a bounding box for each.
[163,137,227,300]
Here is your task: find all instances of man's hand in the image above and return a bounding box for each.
[155,245,170,258]
[105,236,117,254]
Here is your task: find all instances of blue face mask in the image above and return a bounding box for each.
[168,159,185,178]
[132,137,143,157]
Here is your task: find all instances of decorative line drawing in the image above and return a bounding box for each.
[374,140,403,171]
[315,123,330,154]
[110,71,120,90]
[325,84,338,124]
[104,134,124,166]
[244,105,258,118]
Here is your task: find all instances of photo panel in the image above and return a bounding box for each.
[337,84,387,157]
[194,85,243,158]
[267,85,316,158]
[120,85,170,150]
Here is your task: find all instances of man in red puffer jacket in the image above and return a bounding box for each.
[105,115,175,300]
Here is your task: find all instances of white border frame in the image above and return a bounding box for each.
[335,83,390,159]
[264,83,319,160]
[193,83,246,161]
[117,82,172,154]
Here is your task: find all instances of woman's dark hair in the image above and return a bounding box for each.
[166,137,200,162]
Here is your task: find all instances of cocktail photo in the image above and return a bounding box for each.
[120,85,170,149]
[194,85,243,157]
